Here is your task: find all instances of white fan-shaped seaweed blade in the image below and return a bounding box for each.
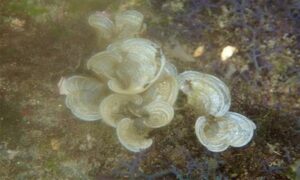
[107,38,159,65]
[117,118,153,152]
[178,71,231,117]
[115,10,144,38]
[87,51,122,79]
[222,112,256,147]
[99,94,143,127]
[195,112,256,152]
[65,89,106,121]
[107,38,166,94]
[195,116,230,152]
[61,76,108,121]
[109,52,157,94]
[164,61,178,76]
[59,76,102,95]
[143,100,174,128]
[88,12,115,40]
[142,73,179,105]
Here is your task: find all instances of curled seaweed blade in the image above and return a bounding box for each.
[222,112,256,148]
[105,38,166,94]
[107,38,159,64]
[117,118,153,152]
[59,75,102,95]
[142,72,179,105]
[195,112,256,152]
[65,90,104,121]
[88,12,114,40]
[87,51,122,79]
[59,76,108,121]
[115,10,144,38]
[109,52,157,94]
[143,100,174,128]
[178,71,231,117]
[195,116,230,152]
[99,94,143,128]
[164,61,178,76]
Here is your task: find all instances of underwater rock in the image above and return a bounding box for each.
[221,45,237,61]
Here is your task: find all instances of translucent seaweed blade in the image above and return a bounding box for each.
[143,100,174,128]
[178,71,231,117]
[106,38,166,94]
[61,75,109,121]
[107,38,158,62]
[112,52,157,94]
[87,51,122,79]
[142,73,179,105]
[88,12,115,40]
[61,76,103,95]
[99,94,143,128]
[117,118,153,152]
[195,116,230,152]
[223,112,256,148]
[65,90,103,121]
[164,61,178,76]
[115,10,144,38]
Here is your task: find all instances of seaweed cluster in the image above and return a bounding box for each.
[0,0,298,179]
[59,10,178,152]
[59,9,255,153]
